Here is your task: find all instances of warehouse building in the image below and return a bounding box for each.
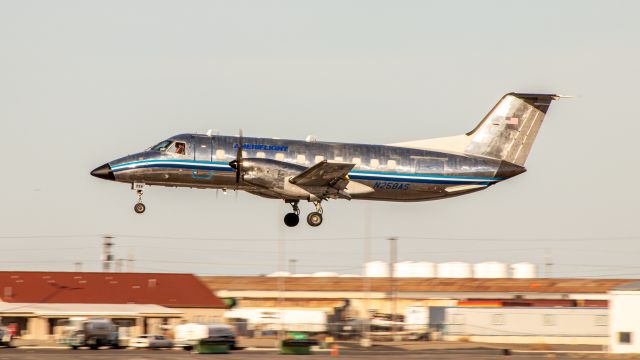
[0,272,227,340]
[200,276,627,317]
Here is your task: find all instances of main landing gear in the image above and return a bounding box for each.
[284,201,323,227]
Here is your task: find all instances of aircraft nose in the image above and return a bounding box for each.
[90,163,115,181]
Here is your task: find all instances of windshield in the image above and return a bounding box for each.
[150,140,172,151]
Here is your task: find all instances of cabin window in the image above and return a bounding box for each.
[619,332,632,344]
[215,149,225,160]
[370,159,380,169]
[352,157,361,166]
[257,151,266,158]
[296,154,306,164]
[314,155,325,163]
[276,153,285,161]
[387,160,397,170]
[334,156,344,162]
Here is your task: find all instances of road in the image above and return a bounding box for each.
[0,348,616,360]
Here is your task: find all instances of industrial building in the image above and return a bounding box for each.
[0,272,227,341]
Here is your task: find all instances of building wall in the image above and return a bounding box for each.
[444,307,609,345]
[609,291,640,353]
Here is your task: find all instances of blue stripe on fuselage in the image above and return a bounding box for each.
[111,159,500,185]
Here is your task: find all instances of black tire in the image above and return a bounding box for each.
[71,346,78,350]
[284,213,299,227]
[307,212,323,227]
[134,202,146,214]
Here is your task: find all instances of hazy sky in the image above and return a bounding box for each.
[1,0,639,277]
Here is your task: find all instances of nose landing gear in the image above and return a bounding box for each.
[132,184,146,214]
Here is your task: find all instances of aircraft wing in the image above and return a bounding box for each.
[290,160,355,188]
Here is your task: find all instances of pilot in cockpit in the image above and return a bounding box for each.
[175,142,185,155]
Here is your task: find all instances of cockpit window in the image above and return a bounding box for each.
[151,140,172,151]
[174,142,186,155]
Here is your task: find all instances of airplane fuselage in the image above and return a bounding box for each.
[106,134,525,202]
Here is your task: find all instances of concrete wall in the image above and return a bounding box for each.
[609,290,640,353]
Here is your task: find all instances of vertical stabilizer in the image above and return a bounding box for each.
[390,93,561,166]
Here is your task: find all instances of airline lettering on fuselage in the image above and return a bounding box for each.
[233,143,289,152]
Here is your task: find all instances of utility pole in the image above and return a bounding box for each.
[388,237,398,341]
[127,248,135,272]
[288,259,297,274]
[361,204,372,347]
[544,249,553,278]
[102,235,114,272]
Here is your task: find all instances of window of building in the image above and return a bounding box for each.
[595,315,608,326]
[619,332,632,344]
[334,156,343,162]
[296,154,306,164]
[275,153,285,161]
[352,157,361,166]
[314,155,325,163]
[387,160,397,170]
[543,314,556,326]
[257,152,266,158]
[215,149,225,160]
[491,314,505,325]
[370,159,380,169]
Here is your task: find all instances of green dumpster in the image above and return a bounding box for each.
[280,332,319,355]
[195,338,232,354]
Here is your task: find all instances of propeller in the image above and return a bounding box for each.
[229,129,244,185]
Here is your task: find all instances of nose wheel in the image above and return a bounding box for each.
[133,188,145,214]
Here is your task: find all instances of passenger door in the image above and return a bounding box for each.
[193,136,213,179]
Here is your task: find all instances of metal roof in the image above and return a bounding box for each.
[200,276,636,294]
[0,272,226,308]
[0,303,182,317]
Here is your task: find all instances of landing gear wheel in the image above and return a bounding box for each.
[307,212,323,227]
[284,213,299,227]
[134,202,146,214]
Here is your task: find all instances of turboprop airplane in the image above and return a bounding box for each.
[91,93,561,227]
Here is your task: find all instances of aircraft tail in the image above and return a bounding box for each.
[390,93,562,166]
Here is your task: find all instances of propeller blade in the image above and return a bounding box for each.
[235,129,243,183]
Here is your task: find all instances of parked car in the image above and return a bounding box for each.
[129,334,174,349]
[0,326,12,347]
[174,323,236,351]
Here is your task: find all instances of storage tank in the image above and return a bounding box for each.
[511,262,537,278]
[311,272,338,277]
[473,261,508,278]
[365,261,389,277]
[436,262,472,278]
[393,261,415,277]
[413,262,436,278]
[266,271,290,277]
